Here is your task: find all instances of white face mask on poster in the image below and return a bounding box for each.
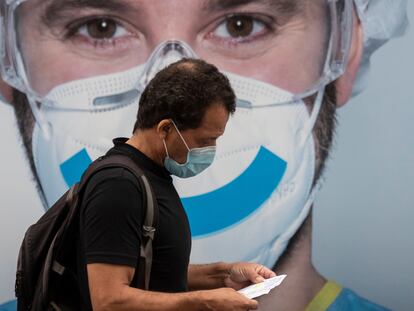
[32,40,323,267]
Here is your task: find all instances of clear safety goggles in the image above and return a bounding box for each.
[0,0,353,110]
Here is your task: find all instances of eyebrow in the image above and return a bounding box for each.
[42,0,135,26]
[203,0,302,14]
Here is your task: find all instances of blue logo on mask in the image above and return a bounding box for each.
[182,146,286,237]
[60,149,93,187]
[60,146,287,237]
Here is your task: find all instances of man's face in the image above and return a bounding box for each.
[17,0,328,96]
[11,0,343,206]
[163,103,229,165]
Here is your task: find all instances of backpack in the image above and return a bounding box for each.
[15,153,159,311]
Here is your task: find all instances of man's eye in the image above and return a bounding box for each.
[77,18,128,40]
[213,15,266,39]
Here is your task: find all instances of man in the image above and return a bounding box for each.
[76,58,275,311]
[0,0,408,310]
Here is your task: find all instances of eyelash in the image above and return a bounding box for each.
[207,13,276,45]
[64,16,135,48]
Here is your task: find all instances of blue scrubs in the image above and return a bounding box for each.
[306,281,390,311]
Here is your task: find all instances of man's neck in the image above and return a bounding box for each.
[126,131,164,167]
[257,213,326,310]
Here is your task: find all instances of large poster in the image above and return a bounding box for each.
[0,1,412,310]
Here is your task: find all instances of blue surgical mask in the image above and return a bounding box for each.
[163,121,216,178]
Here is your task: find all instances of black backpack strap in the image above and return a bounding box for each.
[77,154,158,290]
[136,173,157,290]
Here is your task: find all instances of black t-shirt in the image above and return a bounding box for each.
[76,138,192,309]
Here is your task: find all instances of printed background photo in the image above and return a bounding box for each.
[0,2,413,310]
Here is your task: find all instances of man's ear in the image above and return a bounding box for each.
[157,119,173,140]
[0,80,13,103]
[335,7,364,107]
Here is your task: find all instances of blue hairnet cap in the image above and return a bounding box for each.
[352,0,409,96]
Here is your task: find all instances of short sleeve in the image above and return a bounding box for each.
[81,168,144,267]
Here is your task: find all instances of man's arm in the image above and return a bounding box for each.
[188,262,277,291]
[87,263,258,311]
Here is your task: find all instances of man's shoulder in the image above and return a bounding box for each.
[80,166,145,221]
[88,165,140,185]
[83,166,142,197]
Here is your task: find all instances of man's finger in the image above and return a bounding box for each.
[257,265,277,279]
[247,299,259,309]
[243,268,265,284]
[254,275,265,283]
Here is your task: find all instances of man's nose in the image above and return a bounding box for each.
[138,40,198,90]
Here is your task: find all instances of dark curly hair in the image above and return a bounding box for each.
[134,58,236,132]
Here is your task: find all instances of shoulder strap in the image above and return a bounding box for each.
[78,154,158,290]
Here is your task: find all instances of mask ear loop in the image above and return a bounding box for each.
[298,1,337,148]
[171,120,191,152]
[27,94,52,140]
[300,0,344,147]
[271,3,338,259]
[162,138,170,159]
[298,86,326,148]
[263,178,324,268]
[275,1,346,262]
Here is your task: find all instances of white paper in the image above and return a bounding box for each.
[238,275,287,299]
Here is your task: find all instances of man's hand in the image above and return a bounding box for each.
[197,287,259,311]
[188,262,276,291]
[224,262,277,290]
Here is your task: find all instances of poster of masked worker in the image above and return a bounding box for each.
[0,0,412,310]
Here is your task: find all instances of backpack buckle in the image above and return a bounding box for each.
[142,226,156,240]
